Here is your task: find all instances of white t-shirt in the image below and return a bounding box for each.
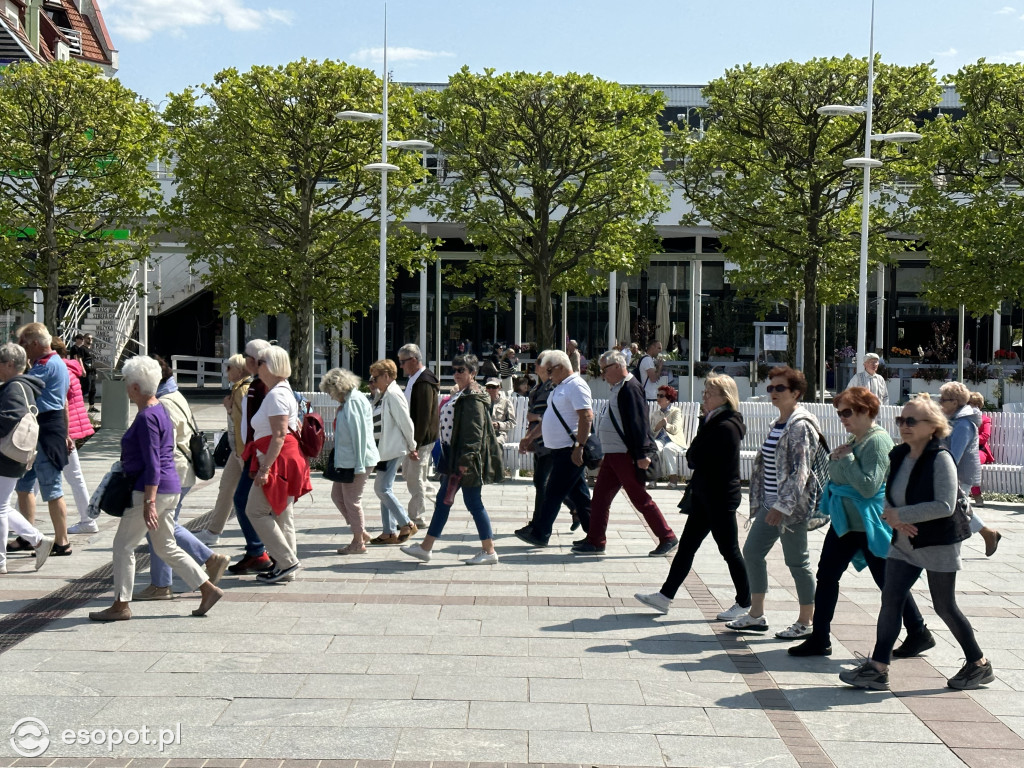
[638,355,660,400]
[542,372,593,449]
[251,382,299,441]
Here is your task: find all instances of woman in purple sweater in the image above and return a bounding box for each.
[89,356,224,622]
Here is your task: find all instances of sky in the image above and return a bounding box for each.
[101,0,1024,104]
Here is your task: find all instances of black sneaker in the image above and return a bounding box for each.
[839,656,890,690]
[892,627,936,658]
[256,562,300,584]
[947,660,995,690]
[788,638,832,657]
[649,538,679,557]
[571,541,605,555]
[514,528,548,548]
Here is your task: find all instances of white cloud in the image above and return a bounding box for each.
[351,46,456,65]
[934,47,958,57]
[992,50,1024,62]
[996,5,1016,14]
[103,0,292,42]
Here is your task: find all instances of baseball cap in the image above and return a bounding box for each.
[485,378,501,388]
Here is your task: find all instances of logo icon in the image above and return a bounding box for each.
[10,717,49,757]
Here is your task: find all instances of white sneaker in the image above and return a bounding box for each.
[634,592,672,614]
[464,550,499,566]
[716,602,749,621]
[193,529,220,546]
[34,535,53,571]
[775,622,812,639]
[67,519,98,535]
[401,543,431,562]
[725,613,769,632]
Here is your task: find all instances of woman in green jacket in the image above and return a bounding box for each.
[401,354,504,565]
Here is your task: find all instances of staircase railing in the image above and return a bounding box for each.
[59,291,94,339]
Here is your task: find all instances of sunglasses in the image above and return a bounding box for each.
[656,394,668,399]
[835,408,855,419]
[894,416,922,428]
[452,367,468,374]
[368,375,378,382]
[765,384,789,393]
[398,357,412,364]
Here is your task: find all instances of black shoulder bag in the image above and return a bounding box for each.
[163,397,216,481]
[550,400,603,470]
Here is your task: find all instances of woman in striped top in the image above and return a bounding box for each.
[727,366,819,640]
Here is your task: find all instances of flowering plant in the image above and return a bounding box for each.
[710,346,735,356]
[835,345,856,360]
[995,349,1018,360]
[890,346,913,357]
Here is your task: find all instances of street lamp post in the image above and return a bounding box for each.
[816,0,920,372]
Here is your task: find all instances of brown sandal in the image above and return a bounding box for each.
[397,522,418,542]
[370,533,400,545]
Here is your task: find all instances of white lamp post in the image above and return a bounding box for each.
[816,0,921,372]
[337,54,432,361]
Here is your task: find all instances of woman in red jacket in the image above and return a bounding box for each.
[968,392,994,504]
[53,338,96,535]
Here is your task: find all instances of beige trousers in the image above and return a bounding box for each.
[246,482,298,569]
[331,473,368,539]
[402,443,434,520]
[113,491,208,602]
[208,453,244,533]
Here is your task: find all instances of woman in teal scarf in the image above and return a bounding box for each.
[789,387,931,657]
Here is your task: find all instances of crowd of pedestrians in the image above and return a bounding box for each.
[0,326,1004,691]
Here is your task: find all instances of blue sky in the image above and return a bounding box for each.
[103,0,1024,103]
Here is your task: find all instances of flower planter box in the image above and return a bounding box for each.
[735,378,752,402]
[707,356,733,362]
[910,379,945,396]
[888,358,913,365]
[887,379,902,405]
[1002,381,1024,404]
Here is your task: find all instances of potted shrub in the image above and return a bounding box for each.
[910,366,948,396]
[708,346,736,362]
[964,363,998,403]
[888,346,914,365]
[1004,367,1024,404]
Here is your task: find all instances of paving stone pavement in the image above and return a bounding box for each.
[0,401,1022,766]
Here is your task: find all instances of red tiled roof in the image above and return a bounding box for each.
[59,0,108,64]
[89,0,116,53]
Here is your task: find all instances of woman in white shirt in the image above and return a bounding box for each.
[368,359,418,545]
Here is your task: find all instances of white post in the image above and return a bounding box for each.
[419,223,428,350]
[993,306,1002,356]
[309,310,316,390]
[138,260,148,357]
[376,13,390,362]
[514,288,522,348]
[341,320,351,370]
[957,304,966,381]
[875,266,885,352]
[689,260,702,402]
[561,292,568,348]
[330,333,340,369]
[33,289,43,323]
[855,0,876,374]
[820,305,827,402]
[608,270,617,350]
[797,298,806,370]
[229,308,239,356]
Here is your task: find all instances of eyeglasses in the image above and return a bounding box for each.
[656,394,668,400]
[835,408,855,419]
[894,416,922,428]
[398,357,412,364]
[600,365,615,373]
[765,384,789,393]
[546,364,562,373]
[368,375,378,383]
[452,367,468,374]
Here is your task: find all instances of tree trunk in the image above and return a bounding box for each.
[43,249,59,332]
[290,298,314,392]
[803,262,819,402]
[534,276,554,354]
[786,294,798,367]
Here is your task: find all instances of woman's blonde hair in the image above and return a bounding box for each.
[226,353,247,374]
[704,374,740,411]
[907,393,952,438]
[369,359,397,379]
[259,346,291,378]
[320,367,361,402]
[939,381,970,408]
[968,391,984,408]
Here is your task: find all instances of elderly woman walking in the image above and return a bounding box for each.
[401,354,503,565]
[321,368,378,555]
[727,365,818,639]
[369,359,418,544]
[89,356,223,621]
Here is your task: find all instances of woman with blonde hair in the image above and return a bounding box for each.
[368,359,418,544]
[320,367,378,555]
[840,394,994,691]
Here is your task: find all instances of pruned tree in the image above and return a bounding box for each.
[165,59,431,388]
[426,68,669,353]
[669,57,939,398]
[0,61,166,331]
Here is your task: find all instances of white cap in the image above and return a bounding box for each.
[864,353,880,362]
[485,378,501,387]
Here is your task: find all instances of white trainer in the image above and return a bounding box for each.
[716,602,750,621]
[725,613,769,632]
[193,529,220,546]
[401,543,432,562]
[464,550,499,566]
[634,592,672,614]
[67,519,98,535]
[775,622,812,639]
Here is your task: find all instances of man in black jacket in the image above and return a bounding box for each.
[573,350,677,557]
[399,344,439,527]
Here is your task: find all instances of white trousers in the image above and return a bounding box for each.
[0,475,44,569]
[64,448,92,523]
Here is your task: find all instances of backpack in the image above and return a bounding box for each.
[0,381,38,468]
[162,397,216,481]
[295,401,326,459]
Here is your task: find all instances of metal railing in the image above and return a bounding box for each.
[58,291,94,338]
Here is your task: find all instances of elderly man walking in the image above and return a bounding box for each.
[514,350,592,547]
[573,351,678,556]
[846,352,888,405]
[398,343,439,528]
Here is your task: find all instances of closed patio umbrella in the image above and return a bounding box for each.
[655,283,671,348]
[616,281,631,346]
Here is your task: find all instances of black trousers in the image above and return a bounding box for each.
[661,501,750,607]
[811,526,925,645]
[532,447,591,542]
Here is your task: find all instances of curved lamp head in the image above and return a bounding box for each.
[387,139,434,151]
[872,131,923,143]
[364,162,402,172]
[817,104,868,116]
[843,157,883,169]
[337,110,383,122]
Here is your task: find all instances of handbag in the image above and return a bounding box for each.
[323,447,355,483]
[0,380,38,468]
[678,483,693,514]
[213,432,231,467]
[606,403,660,480]
[550,400,603,470]
[98,470,136,517]
[163,398,216,481]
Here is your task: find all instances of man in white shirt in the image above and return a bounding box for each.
[398,343,439,527]
[515,350,592,547]
[638,340,664,401]
[846,352,889,405]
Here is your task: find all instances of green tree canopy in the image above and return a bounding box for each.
[669,57,939,398]
[165,58,431,388]
[0,61,166,330]
[909,61,1024,316]
[426,68,669,352]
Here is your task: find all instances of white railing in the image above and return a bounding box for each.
[108,267,139,370]
[172,355,329,389]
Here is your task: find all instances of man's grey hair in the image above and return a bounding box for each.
[398,343,423,363]
[244,338,271,358]
[320,367,361,402]
[123,356,162,397]
[543,350,572,371]
[0,341,27,370]
[599,350,627,369]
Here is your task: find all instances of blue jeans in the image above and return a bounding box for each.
[375,458,410,534]
[233,465,265,556]
[148,488,213,588]
[427,475,493,541]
